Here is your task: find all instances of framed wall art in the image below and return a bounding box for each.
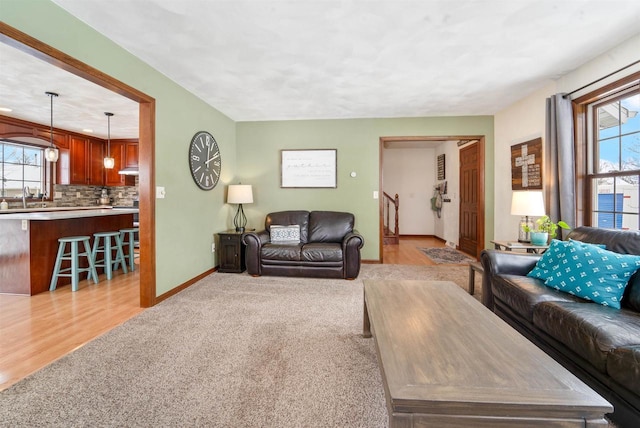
[511,138,543,190]
[281,149,337,188]
[437,154,445,180]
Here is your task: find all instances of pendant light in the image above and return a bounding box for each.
[44,91,59,162]
[103,112,115,169]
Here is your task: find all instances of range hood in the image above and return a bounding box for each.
[118,167,139,175]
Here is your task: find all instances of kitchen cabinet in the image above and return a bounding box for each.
[105,140,137,186]
[125,142,138,167]
[69,136,104,185]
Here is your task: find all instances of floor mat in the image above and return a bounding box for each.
[419,247,475,264]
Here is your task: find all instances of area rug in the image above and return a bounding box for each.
[419,246,475,264]
[0,264,471,428]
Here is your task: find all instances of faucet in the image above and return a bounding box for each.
[23,186,30,209]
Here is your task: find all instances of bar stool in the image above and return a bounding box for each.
[119,227,139,272]
[50,236,99,292]
[89,231,128,281]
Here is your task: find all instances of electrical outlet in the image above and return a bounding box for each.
[118,192,123,198]
[211,243,216,253]
[21,219,28,231]
[76,192,81,198]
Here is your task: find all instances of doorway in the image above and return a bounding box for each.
[0,22,156,307]
[458,140,485,258]
[379,136,484,263]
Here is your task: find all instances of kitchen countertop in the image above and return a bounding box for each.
[0,207,138,220]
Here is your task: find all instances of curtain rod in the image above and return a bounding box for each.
[563,59,640,98]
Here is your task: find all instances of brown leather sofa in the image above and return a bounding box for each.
[481,227,640,427]
[243,210,364,279]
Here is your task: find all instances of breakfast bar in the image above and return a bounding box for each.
[0,208,138,295]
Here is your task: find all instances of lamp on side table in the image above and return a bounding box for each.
[511,190,545,243]
[227,184,253,232]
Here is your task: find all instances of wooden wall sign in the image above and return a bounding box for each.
[437,154,445,180]
[511,138,542,190]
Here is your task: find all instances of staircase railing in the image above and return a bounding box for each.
[383,192,399,245]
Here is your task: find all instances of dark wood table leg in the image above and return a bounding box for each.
[363,291,371,338]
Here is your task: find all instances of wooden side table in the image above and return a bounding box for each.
[468,261,483,295]
[217,231,246,273]
[490,240,549,254]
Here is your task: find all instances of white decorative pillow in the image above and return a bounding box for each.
[270,225,301,243]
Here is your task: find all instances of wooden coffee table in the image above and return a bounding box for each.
[363,280,612,427]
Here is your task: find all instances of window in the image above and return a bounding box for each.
[575,74,640,231]
[0,140,46,199]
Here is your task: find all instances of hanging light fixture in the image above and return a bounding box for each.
[44,91,59,162]
[103,112,115,169]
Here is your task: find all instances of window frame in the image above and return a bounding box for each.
[572,71,640,226]
[0,138,53,202]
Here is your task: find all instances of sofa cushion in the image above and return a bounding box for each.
[308,211,354,243]
[261,243,302,261]
[567,227,640,312]
[607,345,640,395]
[533,301,640,373]
[301,243,343,262]
[624,272,640,313]
[542,240,640,309]
[492,274,584,322]
[266,211,309,243]
[270,225,301,243]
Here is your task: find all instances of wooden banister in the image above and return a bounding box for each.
[383,192,399,245]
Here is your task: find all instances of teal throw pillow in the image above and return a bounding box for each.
[543,240,640,309]
[527,239,571,280]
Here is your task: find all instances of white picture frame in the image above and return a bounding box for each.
[280,149,337,188]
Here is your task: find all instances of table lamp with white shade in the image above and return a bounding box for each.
[511,190,545,243]
[227,184,253,232]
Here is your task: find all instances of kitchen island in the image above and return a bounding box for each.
[0,208,138,295]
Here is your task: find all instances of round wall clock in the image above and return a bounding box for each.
[188,131,221,190]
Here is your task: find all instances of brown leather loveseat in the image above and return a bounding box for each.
[243,210,364,279]
[481,227,640,427]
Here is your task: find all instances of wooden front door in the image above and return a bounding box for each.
[459,142,481,258]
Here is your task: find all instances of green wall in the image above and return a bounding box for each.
[2,0,496,292]
[237,116,495,260]
[2,0,237,295]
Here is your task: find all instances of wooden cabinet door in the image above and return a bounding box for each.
[69,137,88,184]
[88,139,104,185]
[125,142,138,167]
[56,148,70,185]
[105,142,126,186]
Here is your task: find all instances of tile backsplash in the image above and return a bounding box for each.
[54,181,138,207]
[1,177,138,210]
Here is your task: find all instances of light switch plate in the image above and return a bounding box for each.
[156,186,166,199]
[373,191,379,199]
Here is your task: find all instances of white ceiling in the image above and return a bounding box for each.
[2,1,640,139]
[0,43,139,140]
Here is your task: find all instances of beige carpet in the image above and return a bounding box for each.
[0,264,474,427]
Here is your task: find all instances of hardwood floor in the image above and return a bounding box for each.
[0,269,143,391]
[383,235,446,265]
[0,236,440,392]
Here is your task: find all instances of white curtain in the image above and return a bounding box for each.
[545,94,576,237]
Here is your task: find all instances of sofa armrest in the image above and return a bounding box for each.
[243,230,270,275]
[342,230,364,279]
[480,249,542,310]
